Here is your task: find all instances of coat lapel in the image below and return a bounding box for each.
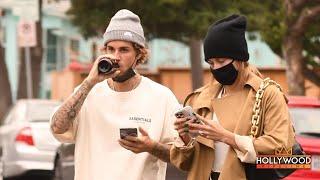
[219,72,263,180]
[192,80,221,111]
[187,80,222,149]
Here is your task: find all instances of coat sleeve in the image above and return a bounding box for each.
[170,141,197,171]
[171,139,214,178]
[234,135,257,163]
[169,92,197,171]
[253,86,295,155]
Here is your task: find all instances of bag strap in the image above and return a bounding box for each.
[250,78,282,138]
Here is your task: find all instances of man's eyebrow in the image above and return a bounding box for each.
[119,46,130,49]
[106,46,131,49]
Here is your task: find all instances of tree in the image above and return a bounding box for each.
[0,44,12,123]
[68,0,320,94]
[67,0,233,90]
[282,0,320,95]
[237,0,320,95]
[0,11,12,123]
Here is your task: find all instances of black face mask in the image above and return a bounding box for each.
[210,61,238,85]
[112,67,136,82]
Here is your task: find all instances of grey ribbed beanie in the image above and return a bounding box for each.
[103,9,145,47]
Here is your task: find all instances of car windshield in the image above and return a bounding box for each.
[289,107,320,135]
[27,102,60,122]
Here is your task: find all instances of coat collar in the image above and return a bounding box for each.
[191,79,222,111]
[190,69,262,110]
[244,70,262,92]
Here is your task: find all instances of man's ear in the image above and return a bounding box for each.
[132,56,140,68]
[136,54,142,61]
[134,54,142,66]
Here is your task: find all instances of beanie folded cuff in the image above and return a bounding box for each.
[103,30,145,47]
[205,53,249,62]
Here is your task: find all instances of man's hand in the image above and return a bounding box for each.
[118,127,171,162]
[86,54,120,85]
[118,127,155,154]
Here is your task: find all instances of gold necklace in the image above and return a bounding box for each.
[221,86,226,97]
[131,75,141,90]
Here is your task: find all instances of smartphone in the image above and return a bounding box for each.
[174,106,194,118]
[120,128,138,139]
[174,106,204,124]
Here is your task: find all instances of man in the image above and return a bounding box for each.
[50,9,180,180]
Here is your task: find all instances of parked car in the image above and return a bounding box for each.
[285,96,320,180]
[0,99,61,179]
[53,143,75,180]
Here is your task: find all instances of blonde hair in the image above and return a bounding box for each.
[236,61,263,78]
[133,43,149,65]
[246,63,263,78]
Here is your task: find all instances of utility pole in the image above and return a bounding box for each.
[16,0,43,99]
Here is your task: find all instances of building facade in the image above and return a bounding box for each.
[1,0,291,102]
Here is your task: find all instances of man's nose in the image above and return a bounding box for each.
[113,51,121,61]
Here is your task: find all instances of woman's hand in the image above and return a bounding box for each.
[189,114,239,149]
[174,116,197,145]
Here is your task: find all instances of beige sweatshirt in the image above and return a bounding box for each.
[51,77,180,180]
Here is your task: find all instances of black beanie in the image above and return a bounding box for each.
[204,14,249,62]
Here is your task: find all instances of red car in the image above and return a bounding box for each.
[285,96,320,180]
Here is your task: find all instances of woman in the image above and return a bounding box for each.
[170,14,295,180]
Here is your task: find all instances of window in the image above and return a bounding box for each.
[70,39,79,61]
[46,30,57,71]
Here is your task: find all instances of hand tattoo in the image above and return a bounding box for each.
[150,143,171,163]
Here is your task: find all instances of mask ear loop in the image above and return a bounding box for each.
[131,48,143,72]
[129,56,139,74]
[231,59,242,72]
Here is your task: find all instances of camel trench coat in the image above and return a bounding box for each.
[170,70,295,180]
